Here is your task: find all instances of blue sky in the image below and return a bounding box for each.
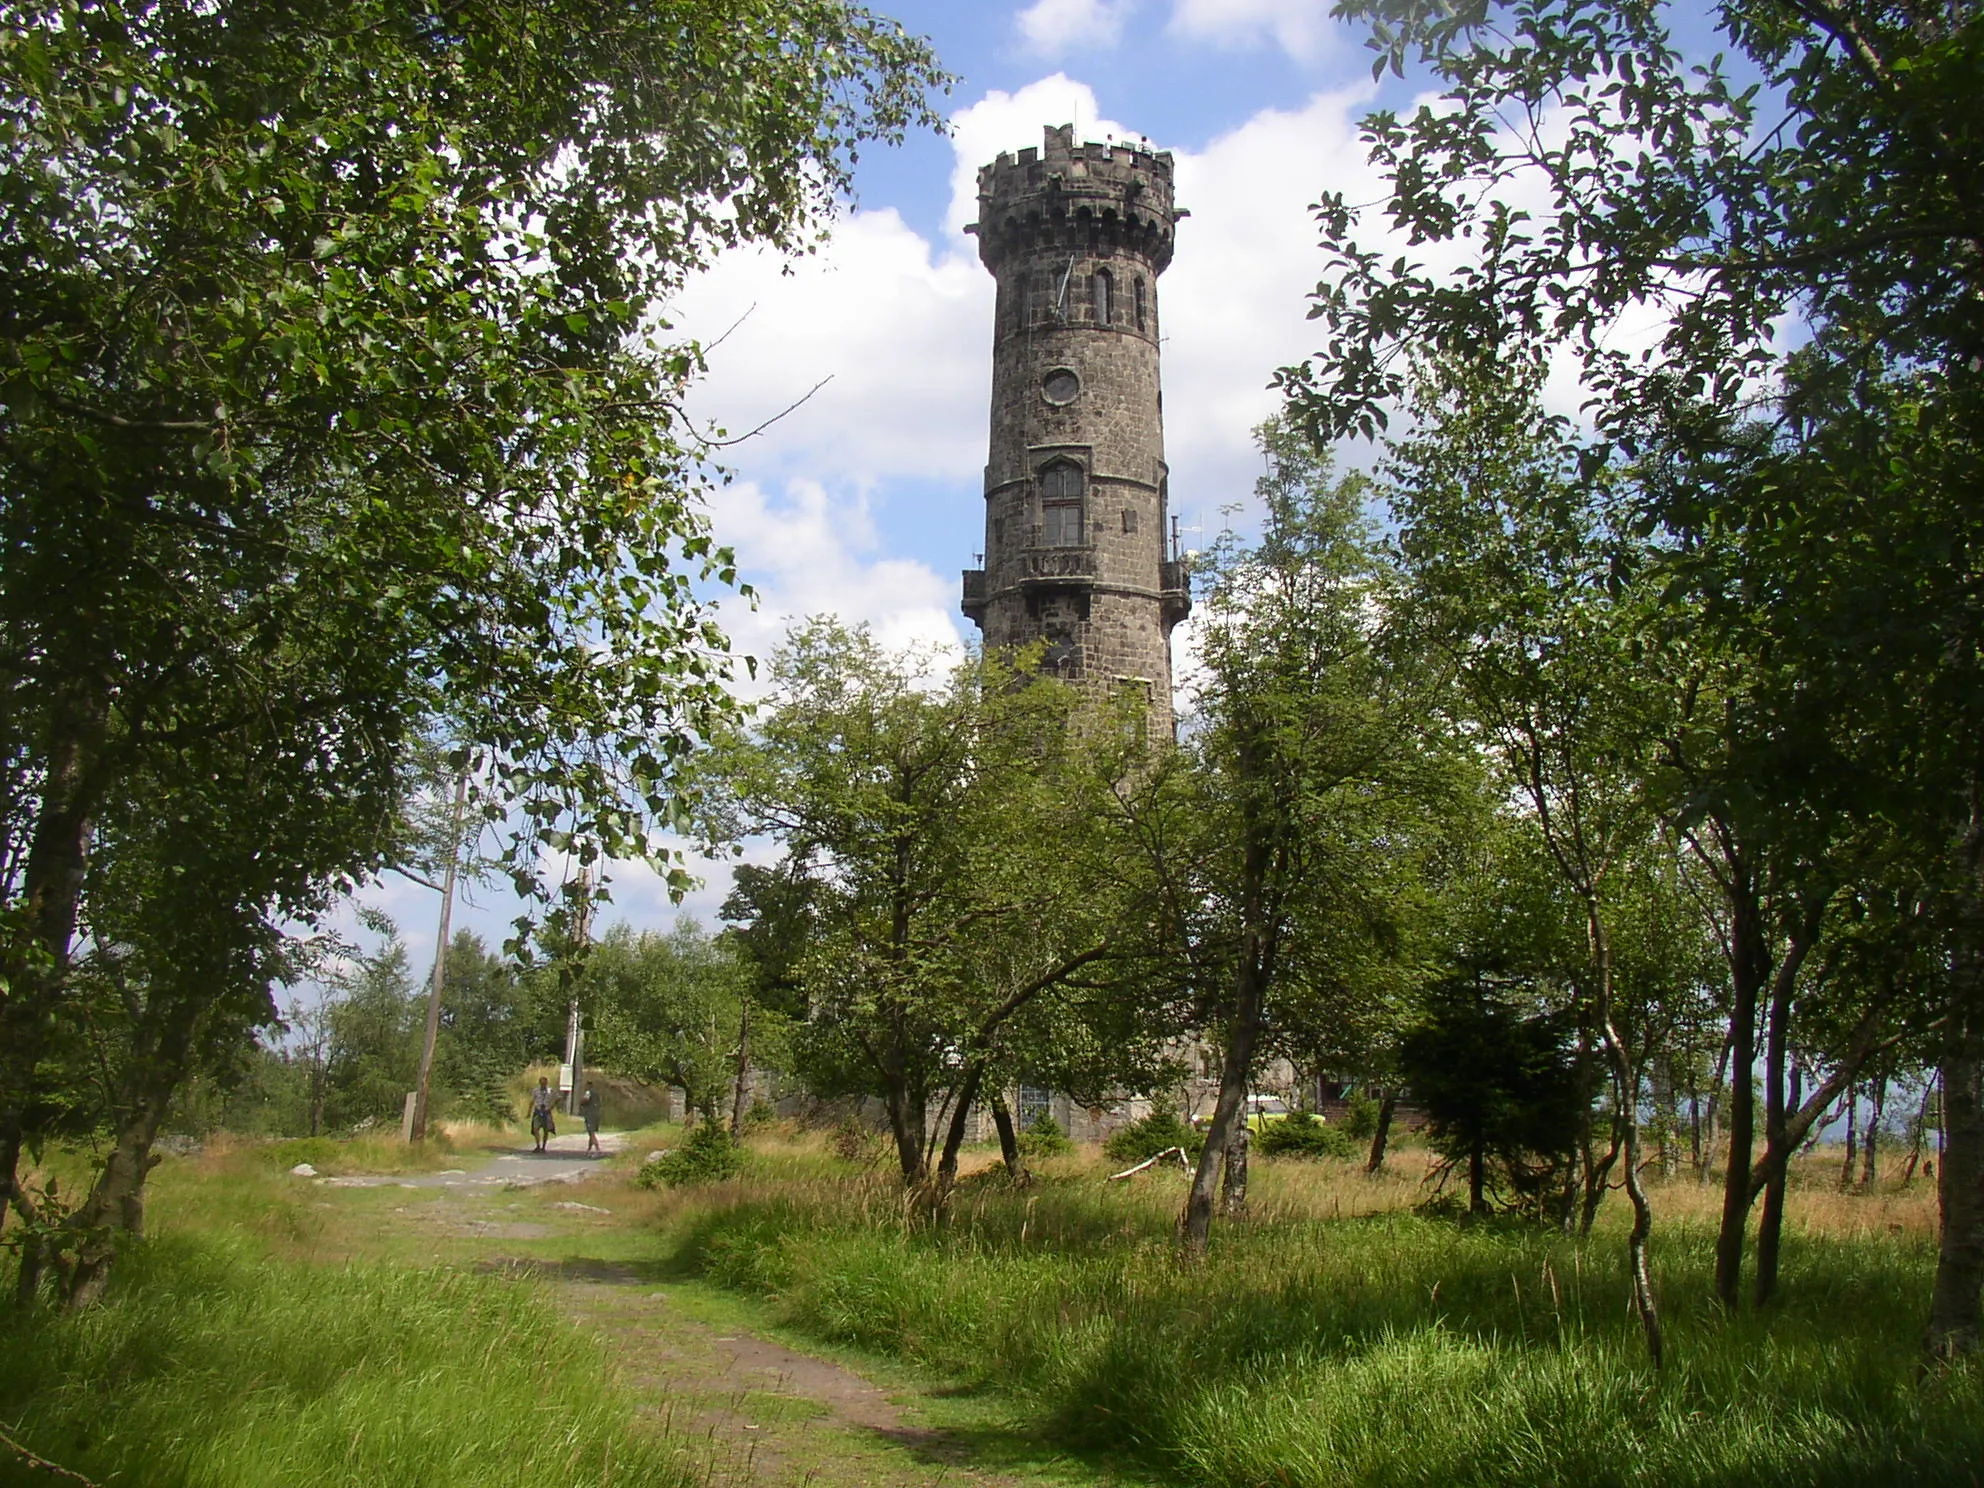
[358,0,1750,975]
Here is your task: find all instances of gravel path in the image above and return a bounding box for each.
[316,1130,627,1189]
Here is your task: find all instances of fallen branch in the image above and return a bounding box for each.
[1108,1146,1190,1181]
[0,1425,100,1486]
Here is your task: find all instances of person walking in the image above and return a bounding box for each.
[581,1085,603,1155]
[529,1076,556,1152]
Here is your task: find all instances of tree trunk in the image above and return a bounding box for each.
[1220,1122,1249,1218]
[1714,878,1764,1308]
[1580,1113,1621,1237]
[1928,786,1984,1358]
[730,995,752,1138]
[1180,972,1264,1254]
[1700,1029,1731,1184]
[410,770,467,1144]
[1861,1071,1885,1190]
[1927,1012,1984,1357]
[934,1062,987,1196]
[1469,1136,1487,1215]
[1366,1090,1397,1174]
[1903,1078,1936,1187]
[0,691,105,1232]
[991,1093,1027,1179]
[1753,965,1792,1308]
[1840,1081,1858,1191]
[885,1086,928,1186]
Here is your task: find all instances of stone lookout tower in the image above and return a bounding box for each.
[961,124,1189,735]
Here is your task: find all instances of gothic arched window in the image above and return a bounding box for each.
[1093,267,1113,326]
[1134,277,1147,332]
[1040,461,1084,547]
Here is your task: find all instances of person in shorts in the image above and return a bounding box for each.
[529,1076,557,1152]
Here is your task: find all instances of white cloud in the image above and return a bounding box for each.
[704,477,963,680]
[943,75,1138,238]
[1159,89,1384,527]
[669,207,987,487]
[1017,0,1138,56]
[1167,0,1349,64]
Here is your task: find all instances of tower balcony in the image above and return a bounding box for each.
[1160,558,1191,626]
[1017,545,1097,584]
[961,568,988,623]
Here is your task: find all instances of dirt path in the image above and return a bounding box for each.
[503,1257,1044,1487]
[316,1139,1135,1488]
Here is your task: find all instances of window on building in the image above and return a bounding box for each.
[1093,267,1113,326]
[1122,508,1139,534]
[1040,461,1084,546]
[1135,277,1146,332]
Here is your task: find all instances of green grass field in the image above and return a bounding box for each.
[639,1138,1982,1488]
[2,1126,1976,1488]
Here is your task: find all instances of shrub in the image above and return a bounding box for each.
[1254,1112,1354,1160]
[1340,1096,1381,1142]
[1103,1108,1204,1165]
[1018,1114,1075,1158]
[636,1120,744,1188]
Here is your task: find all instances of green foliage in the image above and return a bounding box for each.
[583,919,759,1122]
[636,1119,745,1189]
[1401,979,1585,1215]
[1340,1097,1381,1142]
[0,0,946,1289]
[712,619,1173,1183]
[1017,1114,1075,1158]
[1253,1112,1354,1161]
[0,1232,694,1486]
[1102,1108,1204,1165]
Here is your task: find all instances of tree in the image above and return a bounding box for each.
[1380,361,1672,1359]
[583,919,755,1123]
[1160,419,1454,1252]
[712,620,1145,1191]
[1401,974,1584,1216]
[1287,0,1984,1355]
[0,0,946,1295]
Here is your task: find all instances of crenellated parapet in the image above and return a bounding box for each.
[966,123,1182,275]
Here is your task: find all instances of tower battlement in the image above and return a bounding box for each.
[967,124,1181,275]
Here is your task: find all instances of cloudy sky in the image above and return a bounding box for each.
[672,1,1402,672]
[335,0,1429,969]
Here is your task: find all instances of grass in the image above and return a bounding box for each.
[637,1135,1984,1488]
[0,1131,701,1488]
[0,1233,698,1488]
[221,1119,512,1177]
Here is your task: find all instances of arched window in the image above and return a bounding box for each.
[1040,461,1084,547]
[1134,277,1147,332]
[1092,267,1113,326]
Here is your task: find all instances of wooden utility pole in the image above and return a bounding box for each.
[410,769,469,1143]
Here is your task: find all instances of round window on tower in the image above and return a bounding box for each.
[1042,368,1080,405]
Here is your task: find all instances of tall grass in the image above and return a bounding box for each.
[0,1230,693,1487]
[652,1146,1983,1487]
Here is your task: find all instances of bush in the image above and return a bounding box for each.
[1254,1112,1354,1160]
[636,1119,744,1188]
[1340,1096,1381,1142]
[1018,1114,1075,1158]
[1103,1108,1204,1165]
